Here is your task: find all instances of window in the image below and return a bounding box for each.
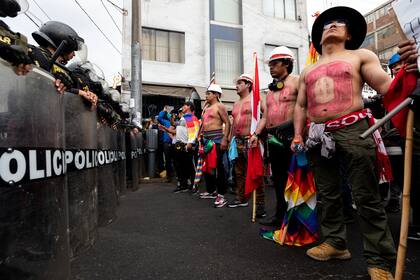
[377,25,396,40]
[379,46,397,61]
[214,39,241,86]
[361,34,374,48]
[263,0,296,20]
[213,0,241,24]
[366,13,375,24]
[142,27,185,63]
[264,44,299,75]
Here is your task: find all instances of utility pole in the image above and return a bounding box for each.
[131,0,142,122]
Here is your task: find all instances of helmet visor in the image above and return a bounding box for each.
[16,0,28,13]
[74,42,88,63]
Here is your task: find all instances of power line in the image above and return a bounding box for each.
[26,10,43,25]
[31,0,52,20]
[106,0,126,14]
[24,12,40,27]
[100,0,122,35]
[72,0,122,54]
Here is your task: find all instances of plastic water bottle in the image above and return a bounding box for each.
[294,144,308,167]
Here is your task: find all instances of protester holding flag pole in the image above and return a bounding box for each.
[227,55,266,220]
[257,46,300,228]
[289,6,419,279]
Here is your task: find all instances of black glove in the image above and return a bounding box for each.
[0,44,32,65]
[51,63,74,89]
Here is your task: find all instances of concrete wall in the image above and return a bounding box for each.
[242,0,309,88]
[140,0,309,89]
[141,0,210,87]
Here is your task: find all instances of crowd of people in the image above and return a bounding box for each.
[150,6,420,280]
[2,1,420,279]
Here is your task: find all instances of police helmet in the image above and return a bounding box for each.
[32,21,84,54]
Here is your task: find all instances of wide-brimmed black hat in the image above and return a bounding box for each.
[311,6,367,55]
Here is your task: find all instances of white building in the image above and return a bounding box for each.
[123,0,309,117]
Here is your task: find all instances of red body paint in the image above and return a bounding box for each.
[232,99,251,136]
[266,86,294,127]
[305,61,353,118]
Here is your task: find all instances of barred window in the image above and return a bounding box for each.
[214,39,241,86]
[142,27,185,63]
[263,0,297,20]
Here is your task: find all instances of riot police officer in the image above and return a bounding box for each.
[29,20,96,104]
[0,0,32,75]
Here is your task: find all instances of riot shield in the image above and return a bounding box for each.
[0,62,69,279]
[96,123,119,226]
[64,93,98,258]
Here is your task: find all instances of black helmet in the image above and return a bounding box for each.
[32,21,84,54]
[0,0,21,17]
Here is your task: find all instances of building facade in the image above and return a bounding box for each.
[123,0,309,116]
[361,0,405,71]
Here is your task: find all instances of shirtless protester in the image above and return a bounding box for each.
[258,46,300,227]
[292,6,397,279]
[199,84,231,208]
[227,74,265,217]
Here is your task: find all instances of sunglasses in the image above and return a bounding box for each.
[323,19,348,30]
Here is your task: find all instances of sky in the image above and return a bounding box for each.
[3,0,387,83]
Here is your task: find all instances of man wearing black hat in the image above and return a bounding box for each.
[292,6,398,280]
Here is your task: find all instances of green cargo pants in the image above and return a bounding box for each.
[308,120,396,271]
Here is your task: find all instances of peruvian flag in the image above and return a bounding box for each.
[383,67,418,137]
[245,53,265,196]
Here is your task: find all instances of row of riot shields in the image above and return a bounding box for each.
[0,62,144,279]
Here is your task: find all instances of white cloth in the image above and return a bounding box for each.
[306,122,335,159]
[175,118,188,143]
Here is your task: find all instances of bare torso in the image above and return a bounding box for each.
[266,75,299,128]
[202,103,225,131]
[304,52,365,123]
[232,95,251,137]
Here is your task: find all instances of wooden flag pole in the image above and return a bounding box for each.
[252,190,257,223]
[395,109,415,280]
[279,224,288,245]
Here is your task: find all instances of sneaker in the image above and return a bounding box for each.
[214,195,228,208]
[256,207,267,218]
[367,267,394,280]
[408,228,420,241]
[306,242,351,261]
[227,200,249,208]
[199,192,217,199]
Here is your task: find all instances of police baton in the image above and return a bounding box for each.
[48,40,67,72]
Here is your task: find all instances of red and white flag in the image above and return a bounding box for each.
[245,53,264,196]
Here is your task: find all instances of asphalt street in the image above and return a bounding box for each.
[71,182,420,280]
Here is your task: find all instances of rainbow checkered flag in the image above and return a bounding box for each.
[261,154,318,246]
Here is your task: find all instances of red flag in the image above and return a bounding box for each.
[383,68,418,137]
[245,52,264,196]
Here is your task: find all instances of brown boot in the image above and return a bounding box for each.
[306,242,351,261]
[368,267,394,280]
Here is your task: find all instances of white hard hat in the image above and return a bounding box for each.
[237,73,253,84]
[207,84,223,95]
[268,46,294,62]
